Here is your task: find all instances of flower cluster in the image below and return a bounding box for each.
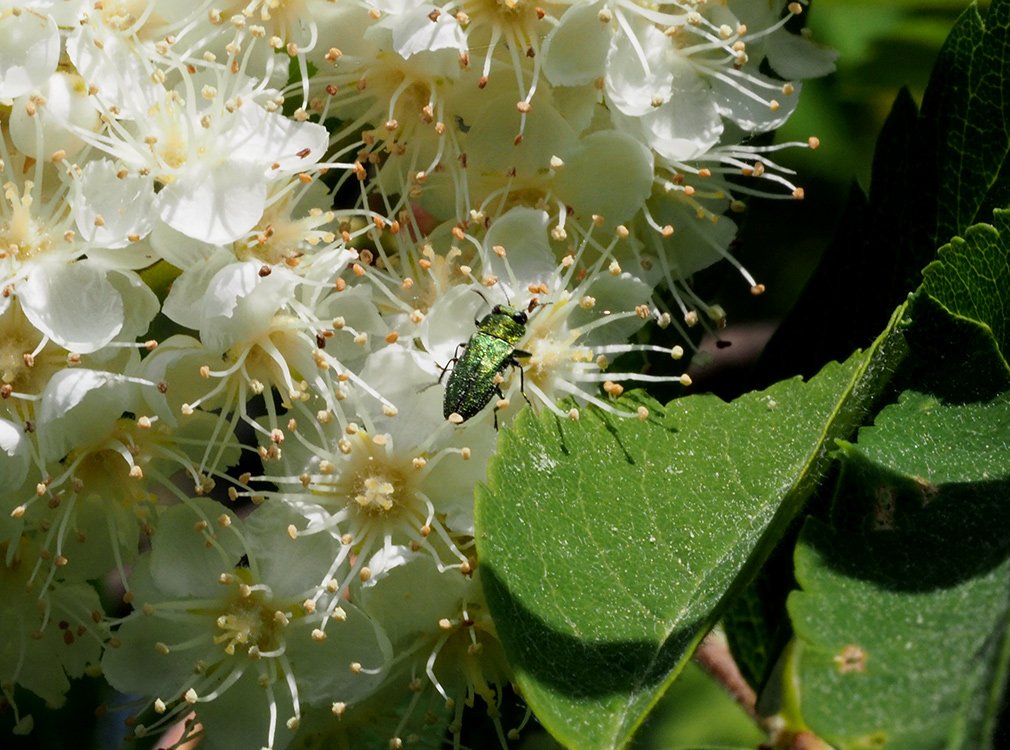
[0,1,832,747]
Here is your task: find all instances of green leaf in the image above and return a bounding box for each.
[852,392,1010,484]
[919,0,1010,244]
[720,522,801,694]
[904,209,1010,400]
[631,659,764,750]
[475,309,907,750]
[758,0,1010,384]
[918,209,1010,358]
[787,390,1010,750]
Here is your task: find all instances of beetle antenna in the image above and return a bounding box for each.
[527,297,552,314]
[470,288,492,310]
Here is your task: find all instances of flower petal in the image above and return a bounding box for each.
[0,418,30,492]
[614,91,723,162]
[19,261,124,353]
[543,1,610,86]
[604,23,674,117]
[387,3,466,58]
[710,71,800,133]
[74,159,156,248]
[0,12,60,99]
[766,30,839,80]
[155,161,267,245]
[9,71,100,160]
[226,105,329,174]
[555,130,654,225]
[483,207,556,287]
[36,369,137,462]
[199,261,300,353]
[162,252,233,331]
[150,499,244,599]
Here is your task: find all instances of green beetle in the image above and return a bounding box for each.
[441,303,532,427]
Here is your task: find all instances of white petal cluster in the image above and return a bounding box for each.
[0,0,831,746]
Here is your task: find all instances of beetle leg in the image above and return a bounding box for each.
[489,379,510,431]
[510,354,533,408]
[437,342,468,384]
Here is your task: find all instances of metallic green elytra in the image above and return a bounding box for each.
[442,304,531,425]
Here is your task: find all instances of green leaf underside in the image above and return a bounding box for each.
[724,298,911,697]
[788,391,1010,750]
[475,309,908,750]
[758,0,1010,383]
[903,209,1010,404]
[631,660,765,749]
[921,220,1010,361]
[726,205,1010,694]
[920,0,1010,246]
[910,207,1010,369]
[721,562,793,696]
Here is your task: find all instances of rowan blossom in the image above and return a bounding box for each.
[0,0,832,744]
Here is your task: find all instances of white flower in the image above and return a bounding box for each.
[72,159,156,249]
[159,257,396,437]
[373,0,467,59]
[0,416,29,492]
[149,178,346,275]
[304,2,464,202]
[64,2,223,117]
[262,345,496,606]
[149,100,329,244]
[9,70,101,160]
[434,0,574,123]
[0,152,158,353]
[0,538,105,727]
[0,8,61,100]
[551,130,655,229]
[418,208,688,421]
[359,554,513,745]
[66,52,329,244]
[103,499,390,750]
[398,81,589,230]
[5,366,243,585]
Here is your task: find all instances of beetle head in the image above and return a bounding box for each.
[491,304,528,325]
